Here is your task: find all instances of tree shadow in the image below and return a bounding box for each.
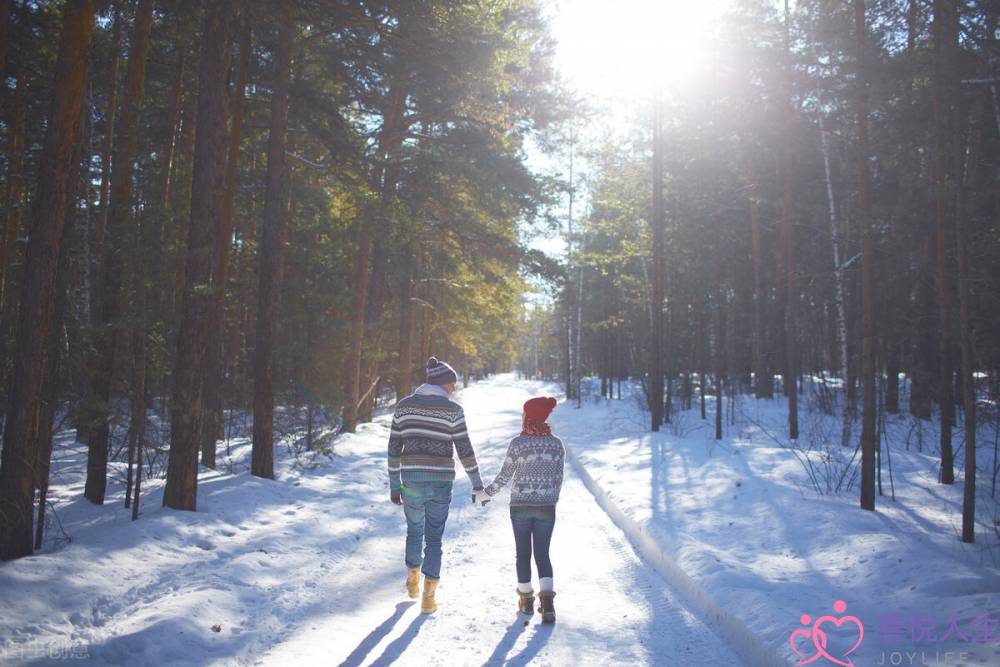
[337,601,416,667]
[367,611,430,667]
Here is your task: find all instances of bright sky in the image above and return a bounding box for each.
[524,0,730,277]
[550,0,729,102]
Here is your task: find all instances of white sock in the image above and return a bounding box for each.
[517,582,533,594]
[539,577,553,592]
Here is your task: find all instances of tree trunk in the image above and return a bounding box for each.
[715,298,725,441]
[855,0,877,512]
[87,0,122,334]
[395,247,417,399]
[203,16,250,469]
[35,101,87,549]
[957,106,982,543]
[252,1,293,480]
[0,0,96,561]
[78,0,122,446]
[148,17,189,324]
[0,0,10,80]
[748,185,771,399]
[650,94,665,431]
[0,61,27,381]
[163,2,234,510]
[359,239,388,423]
[811,48,853,445]
[124,194,148,509]
[781,0,798,441]
[932,0,958,485]
[344,84,406,431]
[83,0,154,505]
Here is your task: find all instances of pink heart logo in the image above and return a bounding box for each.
[789,628,820,664]
[811,613,864,667]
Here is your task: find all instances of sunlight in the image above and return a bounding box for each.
[552,0,729,100]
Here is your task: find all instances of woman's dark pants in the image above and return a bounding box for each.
[509,506,556,584]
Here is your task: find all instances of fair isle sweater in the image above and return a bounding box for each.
[484,434,565,507]
[388,384,484,491]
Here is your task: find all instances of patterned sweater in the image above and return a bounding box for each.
[484,434,565,507]
[387,385,484,491]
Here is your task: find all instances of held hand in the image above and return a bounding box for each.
[472,488,491,506]
[390,489,402,505]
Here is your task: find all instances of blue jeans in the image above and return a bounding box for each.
[510,506,556,584]
[402,481,453,580]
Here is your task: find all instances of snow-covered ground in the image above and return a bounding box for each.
[1,377,743,666]
[553,377,1000,667]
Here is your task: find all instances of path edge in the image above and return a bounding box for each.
[565,443,790,667]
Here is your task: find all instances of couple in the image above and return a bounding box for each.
[387,357,565,623]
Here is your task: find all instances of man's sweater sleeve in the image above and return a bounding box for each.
[452,408,484,488]
[388,411,403,491]
[485,440,520,497]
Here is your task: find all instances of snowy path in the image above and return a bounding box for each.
[259,378,742,667]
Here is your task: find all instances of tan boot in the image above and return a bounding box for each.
[421,577,440,614]
[518,590,535,616]
[538,591,556,624]
[406,567,421,599]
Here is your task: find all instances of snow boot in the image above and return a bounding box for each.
[406,567,421,599]
[538,591,556,624]
[421,577,439,614]
[518,590,535,616]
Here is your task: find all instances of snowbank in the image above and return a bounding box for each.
[552,379,1000,667]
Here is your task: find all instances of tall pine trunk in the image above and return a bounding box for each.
[855,0,877,511]
[83,0,154,505]
[252,2,293,480]
[395,246,417,399]
[147,18,189,333]
[88,0,122,330]
[781,0,798,441]
[343,84,405,431]
[748,184,771,399]
[36,101,88,549]
[811,40,853,447]
[0,61,26,374]
[163,3,234,510]
[203,16,251,469]
[0,0,96,561]
[957,106,981,543]
[932,0,959,485]
[650,95,665,431]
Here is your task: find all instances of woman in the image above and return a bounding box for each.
[475,396,564,623]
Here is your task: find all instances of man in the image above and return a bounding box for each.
[387,356,484,614]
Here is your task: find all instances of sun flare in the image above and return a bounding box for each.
[552,0,729,99]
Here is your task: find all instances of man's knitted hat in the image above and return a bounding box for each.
[523,396,557,422]
[426,357,458,386]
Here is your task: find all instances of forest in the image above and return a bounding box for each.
[0,0,568,562]
[0,0,997,569]
[521,0,998,547]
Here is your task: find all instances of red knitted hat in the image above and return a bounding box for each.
[523,396,557,422]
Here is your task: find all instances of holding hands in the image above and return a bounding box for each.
[472,487,491,506]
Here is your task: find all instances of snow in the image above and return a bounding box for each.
[553,378,1000,667]
[2,374,998,666]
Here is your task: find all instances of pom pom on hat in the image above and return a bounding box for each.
[426,356,458,386]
